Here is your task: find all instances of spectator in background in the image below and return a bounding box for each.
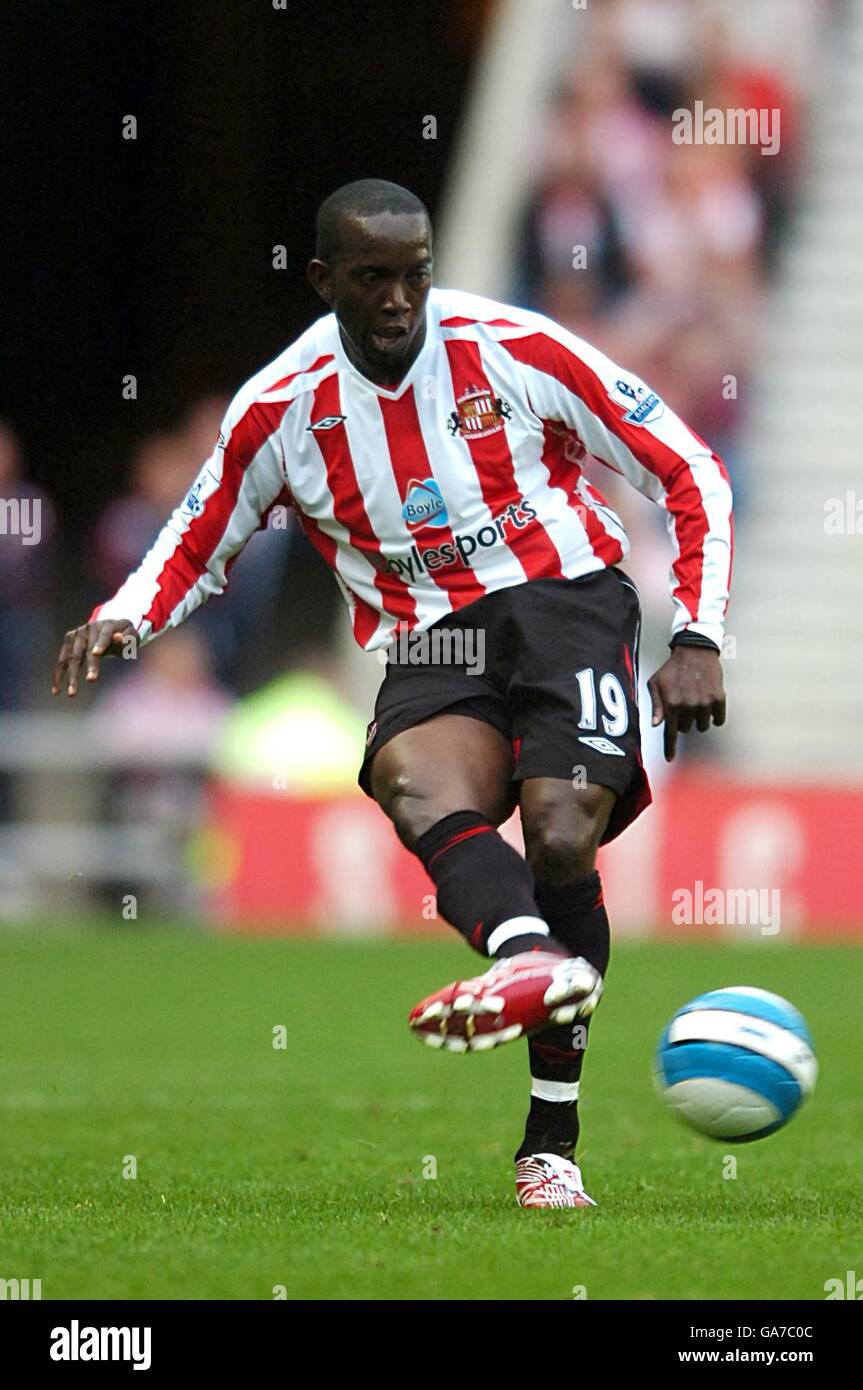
[517,45,663,332]
[517,150,628,335]
[91,626,233,911]
[93,625,233,764]
[0,421,57,819]
[92,431,190,598]
[0,420,57,711]
[91,397,293,694]
[598,0,693,115]
[687,13,802,263]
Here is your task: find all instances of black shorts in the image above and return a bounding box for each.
[358,567,652,845]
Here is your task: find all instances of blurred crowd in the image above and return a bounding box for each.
[90,395,290,698]
[514,0,824,629]
[0,421,57,717]
[0,400,294,783]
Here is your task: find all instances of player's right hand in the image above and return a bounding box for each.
[51,619,137,697]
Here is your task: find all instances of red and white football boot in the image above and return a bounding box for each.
[515,1153,597,1209]
[408,951,602,1053]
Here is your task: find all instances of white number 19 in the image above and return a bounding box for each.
[575,667,628,737]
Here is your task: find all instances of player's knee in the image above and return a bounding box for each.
[373,771,448,851]
[527,828,597,885]
[524,805,604,886]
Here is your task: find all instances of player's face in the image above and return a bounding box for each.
[310,212,432,383]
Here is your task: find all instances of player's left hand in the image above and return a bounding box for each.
[647,646,725,763]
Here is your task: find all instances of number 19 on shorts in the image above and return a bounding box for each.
[575,668,629,737]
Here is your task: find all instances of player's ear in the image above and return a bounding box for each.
[307,259,333,305]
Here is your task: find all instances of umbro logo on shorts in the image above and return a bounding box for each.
[578,736,625,756]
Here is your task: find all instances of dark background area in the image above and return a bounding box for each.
[2,0,482,641]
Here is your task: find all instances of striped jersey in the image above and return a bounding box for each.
[92,287,733,651]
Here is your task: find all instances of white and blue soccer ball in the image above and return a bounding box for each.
[655,986,817,1142]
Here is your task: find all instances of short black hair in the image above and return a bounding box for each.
[315,179,431,262]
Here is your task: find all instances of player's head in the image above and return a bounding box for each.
[308,179,432,382]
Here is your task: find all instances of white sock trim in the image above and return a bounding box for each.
[487,916,549,956]
[530,1078,580,1103]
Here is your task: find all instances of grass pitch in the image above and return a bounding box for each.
[0,927,860,1300]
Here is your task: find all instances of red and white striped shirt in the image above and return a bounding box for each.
[93,287,733,651]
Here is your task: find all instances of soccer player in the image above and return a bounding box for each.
[53,180,732,1209]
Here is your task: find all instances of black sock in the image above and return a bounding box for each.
[516,872,610,1162]
[414,810,566,958]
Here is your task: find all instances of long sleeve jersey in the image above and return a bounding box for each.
[92,287,733,651]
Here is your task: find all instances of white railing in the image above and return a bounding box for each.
[0,713,211,915]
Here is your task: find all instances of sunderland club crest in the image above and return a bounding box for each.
[448,384,512,440]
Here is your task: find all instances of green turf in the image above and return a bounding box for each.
[0,927,860,1300]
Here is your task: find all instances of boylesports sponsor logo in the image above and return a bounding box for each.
[402,477,448,529]
[383,498,538,582]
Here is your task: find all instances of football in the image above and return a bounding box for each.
[655,986,817,1142]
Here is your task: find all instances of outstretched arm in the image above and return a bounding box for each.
[52,397,292,696]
